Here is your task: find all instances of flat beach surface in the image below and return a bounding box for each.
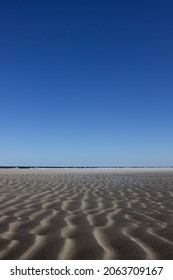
[0,168,173,260]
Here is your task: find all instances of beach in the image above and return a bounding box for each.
[0,168,173,260]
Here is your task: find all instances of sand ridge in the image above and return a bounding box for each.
[0,168,173,259]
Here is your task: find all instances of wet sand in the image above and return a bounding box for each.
[0,168,173,260]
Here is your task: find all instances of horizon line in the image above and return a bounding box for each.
[0,165,173,169]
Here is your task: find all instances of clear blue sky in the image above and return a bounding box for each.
[0,0,173,166]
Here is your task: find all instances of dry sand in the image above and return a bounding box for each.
[0,168,173,260]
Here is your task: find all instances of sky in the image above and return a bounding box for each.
[0,0,173,166]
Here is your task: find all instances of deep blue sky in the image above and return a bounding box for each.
[0,0,173,166]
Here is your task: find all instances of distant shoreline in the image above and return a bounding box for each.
[0,166,173,169]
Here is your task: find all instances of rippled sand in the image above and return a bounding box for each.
[0,168,173,260]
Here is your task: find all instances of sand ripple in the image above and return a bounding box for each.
[0,168,173,259]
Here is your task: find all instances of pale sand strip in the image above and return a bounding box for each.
[0,168,173,259]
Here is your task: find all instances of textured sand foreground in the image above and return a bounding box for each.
[0,168,173,260]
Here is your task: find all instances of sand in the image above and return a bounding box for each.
[0,167,173,260]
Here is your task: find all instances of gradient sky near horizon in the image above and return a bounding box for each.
[0,0,173,166]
